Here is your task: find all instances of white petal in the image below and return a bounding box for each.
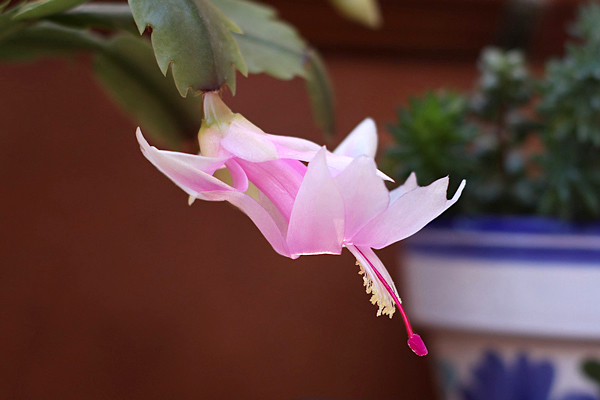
[334,118,378,158]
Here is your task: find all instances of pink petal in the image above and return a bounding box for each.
[236,158,306,222]
[287,148,345,257]
[264,130,393,183]
[333,156,389,241]
[138,128,227,175]
[277,148,393,182]
[352,177,465,249]
[219,118,278,162]
[265,134,322,158]
[138,129,289,257]
[334,118,378,158]
[258,189,290,238]
[224,159,248,192]
[289,150,353,176]
[137,128,231,197]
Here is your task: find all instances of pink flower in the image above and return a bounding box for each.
[137,92,464,356]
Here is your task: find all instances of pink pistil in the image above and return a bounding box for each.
[407,334,428,356]
[355,247,428,357]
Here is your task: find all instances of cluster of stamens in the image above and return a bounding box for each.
[357,261,396,318]
[354,250,428,357]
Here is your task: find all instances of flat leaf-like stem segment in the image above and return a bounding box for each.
[128,0,247,96]
[212,0,335,135]
[0,0,335,137]
[48,3,138,34]
[94,35,203,147]
[211,0,305,80]
[13,0,90,20]
[0,2,28,41]
[304,48,335,136]
[0,21,104,60]
[0,14,201,146]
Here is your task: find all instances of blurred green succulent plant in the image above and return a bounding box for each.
[385,2,600,220]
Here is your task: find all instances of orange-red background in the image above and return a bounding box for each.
[0,1,583,398]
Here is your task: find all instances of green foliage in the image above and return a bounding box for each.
[386,92,476,191]
[94,35,203,148]
[211,0,305,80]
[47,4,138,34]
[582,359,600,386]
[537,138,600,219]
[385,88,536,216]
[540,15,600,145]
[472,48,533,120]
[536,2,600,219]
[303,48,335,137]
[12,0,89,21]
[0,2,28,41]
[128,0,335,134]
[385,2,600,220]
[0,21,103,60]
[570,1,600,43]
[211,0,336,135]
[0,5,201,146]
[127,0,335,134]
[0,0,336,138]
[128,0,247,96]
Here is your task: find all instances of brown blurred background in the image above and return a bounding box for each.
[0,0,587,399]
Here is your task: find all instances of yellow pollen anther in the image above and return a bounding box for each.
[356,261,395,318]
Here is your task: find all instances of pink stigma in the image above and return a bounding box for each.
[408,334,428,356]
[354,247,428,357]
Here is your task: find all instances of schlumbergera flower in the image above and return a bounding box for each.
[137,92,465,356]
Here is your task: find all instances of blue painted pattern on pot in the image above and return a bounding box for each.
[461,352,598,400]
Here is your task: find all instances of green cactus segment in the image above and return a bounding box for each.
[128,0,247,96]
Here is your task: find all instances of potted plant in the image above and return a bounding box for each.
[384,3,600,399]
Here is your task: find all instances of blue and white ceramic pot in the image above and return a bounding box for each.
[402,217,600,400]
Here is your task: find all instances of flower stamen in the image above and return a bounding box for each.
[354,247,428,356]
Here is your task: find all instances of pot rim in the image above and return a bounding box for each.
[426,215,600,235]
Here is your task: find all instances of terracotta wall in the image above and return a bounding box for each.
[263,0,583,60]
